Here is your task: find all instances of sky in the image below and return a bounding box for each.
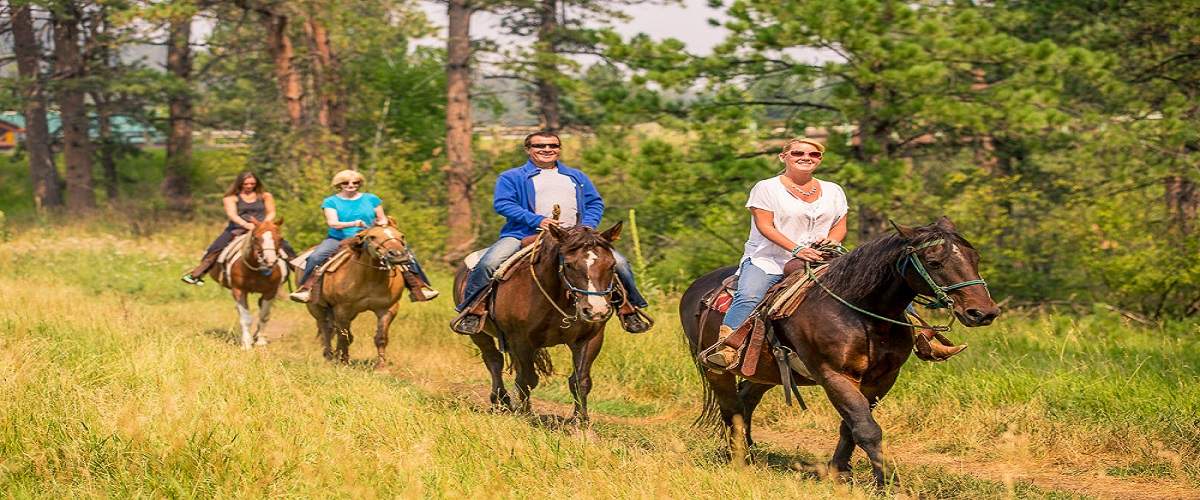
[418,0,730,55]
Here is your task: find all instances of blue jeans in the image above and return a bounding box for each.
[300,238,343,283]
[722,259,783,329]
[456,236,649,311]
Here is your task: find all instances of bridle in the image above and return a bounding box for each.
[241,228,279,275]
[356,228,410,273]
[529,237,618,328]
[806,237,989,331]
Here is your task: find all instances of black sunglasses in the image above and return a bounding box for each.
[789,150,823,159]
[341,181,362,187]
[528,143,561,150]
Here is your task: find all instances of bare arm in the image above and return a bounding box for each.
[224,196,254,230]
[373,205,387,226]
[263,193,276,221]
[324,207,364,230]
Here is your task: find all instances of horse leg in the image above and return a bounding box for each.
[314,306,336,360]
[470,333,511,410]
[332,309,353,364]
[705,370,750,467]
[510,344,539,414]
[254,296,273,346]
[737,380,774,450]
[373,305,397,367]
[233,290,254,350]
[818,369,895,488]
[567,332,605,425]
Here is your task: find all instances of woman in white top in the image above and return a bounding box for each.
[706,137,848,369]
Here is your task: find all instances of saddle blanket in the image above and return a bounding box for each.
[463,243,538,282]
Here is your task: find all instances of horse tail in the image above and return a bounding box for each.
[680,266,738,432]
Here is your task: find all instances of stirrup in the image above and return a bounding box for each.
[450,312,484,335]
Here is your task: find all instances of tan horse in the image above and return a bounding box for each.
[210,218,288,350]
[305,220,412,364]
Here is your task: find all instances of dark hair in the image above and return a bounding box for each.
[523,130,561,148]
[225,171,264,197]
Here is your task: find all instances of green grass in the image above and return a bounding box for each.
[0,216,1197,497]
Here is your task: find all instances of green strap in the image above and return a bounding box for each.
[805,263,952,331]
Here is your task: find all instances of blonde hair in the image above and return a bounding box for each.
[330,169,365,188]
[781,137,826,153]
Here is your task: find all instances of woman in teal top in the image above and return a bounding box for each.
[289,169,438,303]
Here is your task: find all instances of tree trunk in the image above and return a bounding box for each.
[12,5,64,210]
[164,14,194,212]
[95,100,118,200]
[52,6,95,211]
[444,0,476,261]
[264,12,303,128]
[304,14,349,160]
[535,0,562,132]
[1165,175,1197,235]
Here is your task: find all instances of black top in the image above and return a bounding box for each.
[227,194,266,230]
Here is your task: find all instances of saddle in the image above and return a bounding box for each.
[461,235,541,282]
[215,232,288,286]
[289,245,355,277]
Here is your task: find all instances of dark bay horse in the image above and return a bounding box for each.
[453,223,624,422]
[679,217,1000,486]
[306,220,412,364]
[210,218,287,350]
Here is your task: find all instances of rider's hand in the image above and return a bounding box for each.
[813,238,837,248]
[793,247,825,262]
[538,218,560,231]
[241,222,255,231]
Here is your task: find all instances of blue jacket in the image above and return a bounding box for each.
[494,160,605,239]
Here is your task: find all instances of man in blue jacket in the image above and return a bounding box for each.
[452,131,651,335]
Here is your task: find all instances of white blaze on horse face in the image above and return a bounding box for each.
[261,231,277,265]
[584,250,608,313]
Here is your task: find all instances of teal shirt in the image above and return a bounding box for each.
[322,193,382,240]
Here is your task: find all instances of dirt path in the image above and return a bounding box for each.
[257,317,1198,500]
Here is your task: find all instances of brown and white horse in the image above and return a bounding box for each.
[209,218,288,350]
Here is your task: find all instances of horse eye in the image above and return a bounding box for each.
[926,260,943,269]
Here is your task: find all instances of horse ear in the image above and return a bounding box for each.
[546,222,567,241]
[386,216,397,227]
[247,216,259,225]
[601,221,623,242]
[890,219,917,239]
[351,232,368,249]
[935,215,956,232]
[273,216,284,227]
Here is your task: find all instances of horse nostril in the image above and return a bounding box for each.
[966,308,984,319]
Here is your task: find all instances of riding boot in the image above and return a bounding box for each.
[913,328,967,361]
[288,271,321,304]
[450,287,490,335]
[181,251,219,285]
[618,302,654,333]
[704,325,739,369]
[401,270,440,302]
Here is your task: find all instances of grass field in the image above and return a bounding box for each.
[1,216,1198,498]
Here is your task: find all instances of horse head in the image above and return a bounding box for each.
[249,217,284,268]
[352,218,410,268]
[545,222,623,323]
[893,216,1000,327]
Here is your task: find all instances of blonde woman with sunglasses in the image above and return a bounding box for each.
[289,170,439,303]
[706,138,848,369]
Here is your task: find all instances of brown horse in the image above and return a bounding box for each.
[453,223,624,421]
[306,220,412,364]
[679,217,1000,487]
[210,218,288,350]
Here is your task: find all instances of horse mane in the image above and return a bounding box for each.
[818,223,968,302]
[546,226,613,254]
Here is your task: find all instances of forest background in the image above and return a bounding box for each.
[1,0,1198,320]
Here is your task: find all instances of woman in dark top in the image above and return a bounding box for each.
[181,171,295,285]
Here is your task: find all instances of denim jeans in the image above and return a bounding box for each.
[722,259,783,329]
[456,236,650,311]
[300,237,343,283]
[406,252,433,286]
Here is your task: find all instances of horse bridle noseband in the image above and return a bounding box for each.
[358,230,411,273]
[241,230,279,275]
[529,242,619,328]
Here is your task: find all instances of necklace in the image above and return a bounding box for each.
[787,179,819,197]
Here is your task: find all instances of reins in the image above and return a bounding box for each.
[805,238,989,332]
[528,232,618,329]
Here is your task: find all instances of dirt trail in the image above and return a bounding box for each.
[257,318,1198,500]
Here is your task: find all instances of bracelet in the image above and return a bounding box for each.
[790,245,804,257]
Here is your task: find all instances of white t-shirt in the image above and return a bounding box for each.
[532,167,579,227]
[740,176,848,275]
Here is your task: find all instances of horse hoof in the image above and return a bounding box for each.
[255,337,269,346]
